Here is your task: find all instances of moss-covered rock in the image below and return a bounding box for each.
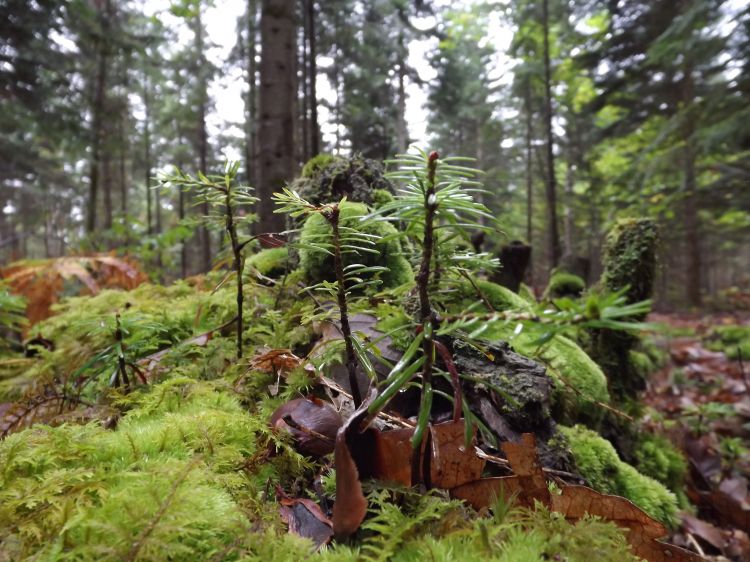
[560,424,679,526]
[246,247,289,278]
[292,153,395,207]
[456,279,532,312]
[543,271,585,300]
[298,202,413,289]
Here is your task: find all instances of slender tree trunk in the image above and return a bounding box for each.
[682,65,701,306]
[143,71,152,235]
[195,6,212,270]
[300,9,310,162]
[245,0,258,187]
[257,0,296,233]
[306,0,319,156]
[86,29,108,234]
[541,0,561,270]
[564,160,574,255]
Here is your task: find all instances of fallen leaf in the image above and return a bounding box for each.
[278,489,333,550]
[681,513,725,551]
[450,433,705,562]
[270,398,342,457]
[250,348,303,374]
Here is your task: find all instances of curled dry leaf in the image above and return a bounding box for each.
[270,397,342,457]
[250,348,304,375]
[277,488,333,550]
[450,433,705,562]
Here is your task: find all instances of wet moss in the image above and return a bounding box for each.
[247,247,289,278]
[560,424,679,527]
[298,202,414,289]
[543,271,585,300]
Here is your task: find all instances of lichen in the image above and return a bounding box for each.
[298,202,414,289]
[559,424,679,527]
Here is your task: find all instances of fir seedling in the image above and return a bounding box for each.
[366,149,496,449]
[273,190,388,407]
[160,162,258,359]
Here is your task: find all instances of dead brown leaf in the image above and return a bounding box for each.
[278,489,333,550]
[249,348,303,374]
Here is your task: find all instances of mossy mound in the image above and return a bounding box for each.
[518,282,537,304]
[560,424,679,526]
[456,279,532,312]
[543,271,585,300]
[292,153,395,207]
[633,432,689,507]
[247,247,289,278]
[298,202,414,289]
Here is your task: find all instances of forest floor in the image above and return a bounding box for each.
[643,312,750,560]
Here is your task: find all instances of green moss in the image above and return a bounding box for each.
[544,272,585,300]
[291,153,394,207]
[560,425,679,527]
[601,218,658,304]
[299,202,414,289]
[518,283,537,304]
[633,433,689,507]
[247,247,289,278]
[371,188,394,209]
[628,350,655,380]
[456,279,533,312]
[301,153,337,179]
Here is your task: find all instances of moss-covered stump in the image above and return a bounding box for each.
[559,424,679,527]
[543,270,585,300]
[588,218,658,403]
[292,153,395,208]
[491,240,531,293]
[452,340,575,471]
[299,202,413,288]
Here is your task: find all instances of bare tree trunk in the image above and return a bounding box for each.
[257,0,297,233]
[244,0,259,186]
[306,0,319,156]
[143,70,152,235]
[682,65,701,306]
[86,17,108,234]
[195,6,212,270]
[542,0,561,269]
[395,34,408,154]
[300,5,309,162]
[564,160,574,255]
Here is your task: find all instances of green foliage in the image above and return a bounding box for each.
[560,425,679,526]
[543,271,585,300]
[705,324,750,360]
[0,282,26,351]
[296,201,413,289]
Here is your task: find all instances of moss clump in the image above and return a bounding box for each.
[299,202,414,289]
[633,433,689,507]
[0,379,312,560]
[544,271,585,300]
[456,279,533,312]
[301,153,336,179]
[247,247,289,278]
[560,425,679,527]
[371,188,394,209]
[292,153,395,207]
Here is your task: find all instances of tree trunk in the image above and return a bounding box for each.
[306,0,319,156]
[86,23,108,234]
[245,0,258,187]
[541,0,561,270]
[195,6,212,270]
[257,0,297,233]
[143,70,152,235]
[682,65,701,307]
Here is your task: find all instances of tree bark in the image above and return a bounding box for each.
[195,6,212,270]
[542,0,561,269]
[245,0,258,187]
[306,0,319,156]
[682,64,701,306]
[143,70,152,235]
[86,8,109,234]
[257,0,297,233]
